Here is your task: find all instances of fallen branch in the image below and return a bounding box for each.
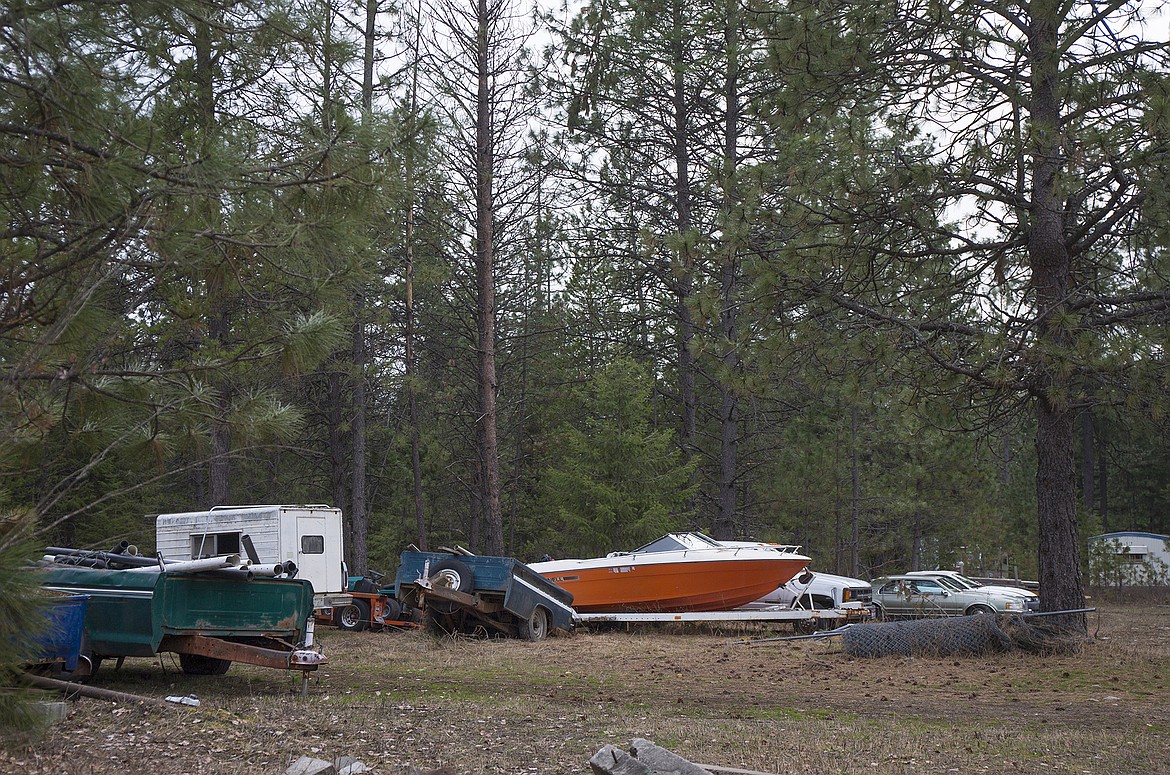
[22,673,174,708]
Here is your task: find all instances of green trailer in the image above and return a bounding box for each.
[40,566,324,678]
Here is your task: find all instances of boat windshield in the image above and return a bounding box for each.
[633,533,722,553]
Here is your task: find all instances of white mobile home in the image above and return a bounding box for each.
[1087,531,1170,586]
[155,505,348,608]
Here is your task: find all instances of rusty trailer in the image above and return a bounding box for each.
[395,550,575,641]
[40,565,324,680]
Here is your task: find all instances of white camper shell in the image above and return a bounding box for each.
[155,505,349,610]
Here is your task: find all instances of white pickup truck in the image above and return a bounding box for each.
[742,570,874,612]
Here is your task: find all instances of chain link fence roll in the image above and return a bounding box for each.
[842,612,1090,658]
[843,612,1016,658]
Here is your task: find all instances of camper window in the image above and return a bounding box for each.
[301,535,325,554]
[191,531,241,559]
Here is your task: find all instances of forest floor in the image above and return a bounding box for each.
[2,594,1168,775]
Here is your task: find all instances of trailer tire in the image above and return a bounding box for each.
[178,653,232,675]
[430,558,473,593]
[338,600,370,632]
[427,558,474,614]
[794,617,819,635]
[518,606,550,642]
[381,597,403,622]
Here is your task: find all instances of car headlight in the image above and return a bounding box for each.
[1004,601,1019,610]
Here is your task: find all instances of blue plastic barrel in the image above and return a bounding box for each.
[36,594,90,671]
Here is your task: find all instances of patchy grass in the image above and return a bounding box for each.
[1,601,1168,774]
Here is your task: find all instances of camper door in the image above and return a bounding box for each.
[293,511,343,594]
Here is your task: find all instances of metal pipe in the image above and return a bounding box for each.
[44,548,157,568]
[241,534,260,564]
[204,568,256,581]
[738,624,857,645]
[124,555,242,573]
[1017,607,1096,618]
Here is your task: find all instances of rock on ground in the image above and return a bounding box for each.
[590,739,714,775]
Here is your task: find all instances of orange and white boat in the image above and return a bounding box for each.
[529,533,810,613]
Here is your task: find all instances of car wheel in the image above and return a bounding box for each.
[518,606,550,641]
[967,604,995,616]
[338,600,370,631]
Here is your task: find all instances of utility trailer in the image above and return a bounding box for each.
[40,565,325,681]
[395,550,575,641]
[573,605,872,633]
[316,572,421,632]
[155,504,349,611]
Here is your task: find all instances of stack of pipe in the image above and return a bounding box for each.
[41,541,299,581]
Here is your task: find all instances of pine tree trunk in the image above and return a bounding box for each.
[474,0,503,555]
[197,8,231,508]
[327,370,349,565]
[1028,0,1087,629]
[671,0,697,516]
[1081,409,1095,515]
[351,306,368,574]
[714,0,740,541]
[851,406,860,576]
[1098,433,1108,529]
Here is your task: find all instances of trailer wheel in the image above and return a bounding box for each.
[430,558,473,593]
[338,600,370,632]
[381,597,403,622]
[178,653,232,675]
[793,617,819,635]
[518,606,550,642]
[427,558,474,613]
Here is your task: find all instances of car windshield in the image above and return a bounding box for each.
[950,574,984,589]
[933,576,965,591]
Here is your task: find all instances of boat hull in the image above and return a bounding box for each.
[533,556,808,613]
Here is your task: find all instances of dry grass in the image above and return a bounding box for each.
[1,601,1168,774]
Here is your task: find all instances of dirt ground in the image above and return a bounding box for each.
[2,598,1168,775]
